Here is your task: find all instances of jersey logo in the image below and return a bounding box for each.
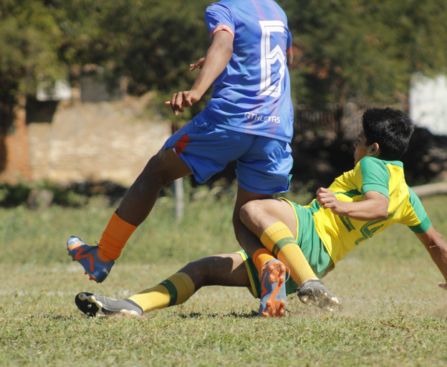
[340,216,355,232]
[258,20,286,98]
[354,211,396,246]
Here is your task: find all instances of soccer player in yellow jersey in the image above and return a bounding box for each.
[74,107,447,318]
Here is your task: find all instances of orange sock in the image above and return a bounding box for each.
[97,212,137,262]
[252,248,275,275]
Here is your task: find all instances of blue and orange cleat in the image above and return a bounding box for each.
[259,259,287,318]
[67,236,114,283]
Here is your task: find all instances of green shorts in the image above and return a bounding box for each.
[237,199,333,299]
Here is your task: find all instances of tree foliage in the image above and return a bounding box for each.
[282,0,447,105]
[1,0,447,126]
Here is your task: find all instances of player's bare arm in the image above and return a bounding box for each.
[415,226,447,289]
[316,188,389,221]
[165,31,234,115]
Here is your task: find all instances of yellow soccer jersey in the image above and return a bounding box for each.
[306,156,431,264]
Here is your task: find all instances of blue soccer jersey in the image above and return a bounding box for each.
[201,0,294,143]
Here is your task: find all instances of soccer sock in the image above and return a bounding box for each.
[260,222,317,285]
[252,248,275,275]
[97,212,137,262]
[128,272,195,313]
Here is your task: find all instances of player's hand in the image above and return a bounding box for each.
[438,282,447,290]
[316,187,343,214]
[165,90,201,116]
[190,58,205,71]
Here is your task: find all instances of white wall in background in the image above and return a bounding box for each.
[409,73,447,136]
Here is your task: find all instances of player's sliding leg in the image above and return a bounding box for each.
[75,253,266,317]
[231,186,287,317]
[240,198,339,311]
[67,147,192,283]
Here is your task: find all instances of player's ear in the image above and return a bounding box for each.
[368,142,380,158]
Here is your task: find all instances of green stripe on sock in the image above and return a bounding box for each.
[159,279,178,306]
[272,237,296,257]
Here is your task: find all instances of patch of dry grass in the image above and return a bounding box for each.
[1,195,447,366]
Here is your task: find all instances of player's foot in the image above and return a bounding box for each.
[296,279,340,311]
[259,259,287,318]
[75,292,143,317]
[67,236,114,283]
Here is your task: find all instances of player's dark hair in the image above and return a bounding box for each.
[362,107,414,160]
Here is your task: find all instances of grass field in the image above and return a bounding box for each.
[1,193,447,366]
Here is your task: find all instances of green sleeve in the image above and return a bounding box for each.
[359,157,390,198]
[407,187,432,234]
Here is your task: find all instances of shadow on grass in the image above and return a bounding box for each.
[177,311,259,319]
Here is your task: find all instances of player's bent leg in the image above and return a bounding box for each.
[259,259,287,318]
[67,147,192,283]
[116,146,193,227]
[296,279,340,312]
[74,253,253,317]
[232,185,274,258]
[240,199,319,286]
[180,253,252,289]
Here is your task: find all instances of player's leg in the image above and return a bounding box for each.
[117,147,193,227]
[67,146,192,282]
[240,198,339,310]
[239,198,318,284]
[232,187,287,317]
[68,115,241,283]
[234,137,318,285]
[75,253,252,317]
[233,137,307,316]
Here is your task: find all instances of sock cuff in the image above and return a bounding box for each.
[104,212,137,243]
[173,272,195,296]
[260,221,289,245]
[253,248,273,259]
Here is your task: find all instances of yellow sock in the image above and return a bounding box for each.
[129,272,195,312]
[260,222,317,285]
[98,212,137,261]
[252,248,275,275]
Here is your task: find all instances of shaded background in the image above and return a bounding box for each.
[1,0,447,205]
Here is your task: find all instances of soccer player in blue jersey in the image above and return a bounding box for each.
[67,0,322,313]
[73,108,447,319]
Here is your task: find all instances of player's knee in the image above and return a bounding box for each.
[140,150,172,186]
[239,200,264,226]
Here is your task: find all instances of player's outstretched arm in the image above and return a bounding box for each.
[415,226,447,289]
[316,188,389,221]
[165,31,233,115]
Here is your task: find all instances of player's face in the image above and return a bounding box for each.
[353,130,369,165]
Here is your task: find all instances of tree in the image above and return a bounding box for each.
[0,0,66,129]
[281,0,447,106]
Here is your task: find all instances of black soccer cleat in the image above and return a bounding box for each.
[75,292,143,317]
[296,279,340,311]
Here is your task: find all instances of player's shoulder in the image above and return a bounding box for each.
[358,156,387,168]
[207,0,237,11]
[357,156,397,175]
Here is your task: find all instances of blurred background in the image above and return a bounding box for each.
[1,0,447,208]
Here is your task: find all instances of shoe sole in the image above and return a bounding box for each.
[299,288,340,312]
[260,262,286,318]
[75,293,141,317]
